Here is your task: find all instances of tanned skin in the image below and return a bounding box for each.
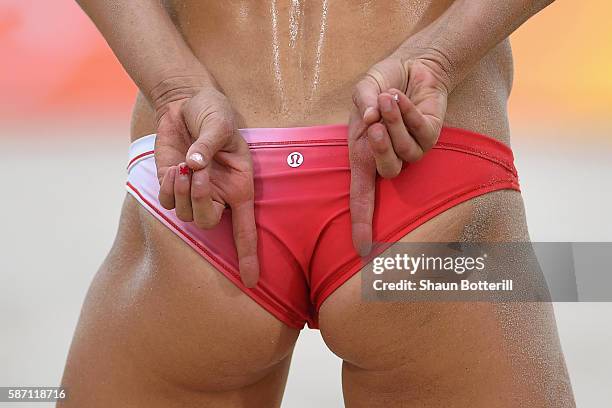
[59,1,575,407]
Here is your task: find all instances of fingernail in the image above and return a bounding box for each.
[381,98,392,112]
[189,152,204,166]
[178,163,190,177]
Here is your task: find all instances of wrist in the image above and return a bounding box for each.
[392,41,458,94]
[148,69,218,113]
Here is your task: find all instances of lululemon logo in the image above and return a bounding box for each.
[287,152,304,168]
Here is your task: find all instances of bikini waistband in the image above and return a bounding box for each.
[128,124,516,174]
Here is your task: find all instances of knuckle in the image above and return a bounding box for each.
[394,144,413,161]
[214,115,235,139]
[372,144,388,156]
[350,199,370,217]
[353,74,381,107]
[175,183,190,196]
[190,186,208,201]
[233,229,250,244]
[408,119,426,135]
[370,138,388,155]
[385,112,401,123]
[190,194,204,204]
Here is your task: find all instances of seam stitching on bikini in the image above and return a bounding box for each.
[246,139,348,148]
[434,142,517,176]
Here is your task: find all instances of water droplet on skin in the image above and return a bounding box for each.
[289,0,302,48]
[269,0,286,113]
[310,0,329,101]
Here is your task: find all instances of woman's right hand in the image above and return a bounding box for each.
[153,86,260,288]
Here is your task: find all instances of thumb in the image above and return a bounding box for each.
[186,117,233,170]
[352,75,381,126]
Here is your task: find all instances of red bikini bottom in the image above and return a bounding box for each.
[126,125,520,329]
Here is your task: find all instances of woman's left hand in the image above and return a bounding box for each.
[348,53,451,256]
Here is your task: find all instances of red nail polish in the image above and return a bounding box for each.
[178,163,190,176]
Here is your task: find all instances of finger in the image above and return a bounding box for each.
[349,142,377,256]
[391,89,440,153]
[174,163,194,222]
[154,120,190,185]
[378,92,423,162]
[367,123,402,179]
[231,200,260,288]
[191,169,224,229]
[352,76,381,126]
[159,166,177,210]
[185,117,234,171]
[378,90,425,162]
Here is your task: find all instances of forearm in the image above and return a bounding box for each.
[395,0,554,91]
[76,0,214,108]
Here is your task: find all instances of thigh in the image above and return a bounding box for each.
[319,191,575,407]
[59,197,299,408]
